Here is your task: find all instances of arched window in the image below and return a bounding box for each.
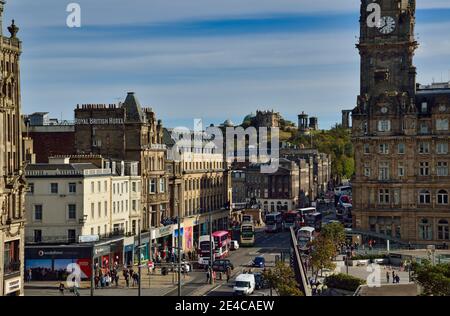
[419,218,432,240]
[437,190,449,205]
[438,220,449,240]
[419,190,431,204]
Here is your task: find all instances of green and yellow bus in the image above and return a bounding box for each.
[240,222,255,247]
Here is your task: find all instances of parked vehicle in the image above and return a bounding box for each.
[230,240,240,250]
[212,259,234,272]
[252,256,266,268]
[233,274,256,296]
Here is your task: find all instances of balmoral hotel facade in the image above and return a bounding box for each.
[0,1,26,296]
[352,0,450,245]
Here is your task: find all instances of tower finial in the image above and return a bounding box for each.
[8,19,19,38]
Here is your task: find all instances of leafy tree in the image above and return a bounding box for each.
[262,262,304,296]
[310,235,336,281]
[411,260,450,296]
[321,222,346,255]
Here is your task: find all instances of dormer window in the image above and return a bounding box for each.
[378,120,391,132]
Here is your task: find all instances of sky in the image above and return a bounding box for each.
[4,0,450,129]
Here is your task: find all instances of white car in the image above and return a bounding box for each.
[230,240,240,250]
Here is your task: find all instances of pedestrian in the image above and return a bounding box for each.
[206,270,210,283]
[386,271,390,283]
[392,270,396,284]
[58,282,65,296]
[226,269,231,283]
[395,275,400,284]
[27,268,32,282]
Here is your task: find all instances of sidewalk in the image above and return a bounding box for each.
[25,268,192,291]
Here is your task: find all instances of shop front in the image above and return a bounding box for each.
[153,225,173,262]
[124,236,135,266]
[133,231,150,265]
[25,245,92,281]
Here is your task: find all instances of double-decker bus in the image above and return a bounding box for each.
[265,212,283,233]
[198,231,231,266]
[296,226,315,252]
[198,235,213,266]
[282,210,301,231]
[296,207,316,227]
[213,230,231,259]
[240,222,255,246]
[305,212,323,231]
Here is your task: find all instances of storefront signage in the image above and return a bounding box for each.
[158,226,173,238]
[94,245,111,257]
[79,235,99,243]
[4,277,21,295]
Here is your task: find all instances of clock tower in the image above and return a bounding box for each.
[358,0,417,100]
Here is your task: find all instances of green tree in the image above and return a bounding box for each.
[411,260,450,296]
[310,235,337,281]
[321,222,346,255]
[262,262,304,296]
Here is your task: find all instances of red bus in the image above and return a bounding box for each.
[213,231,231,259]
[282,210,302,231]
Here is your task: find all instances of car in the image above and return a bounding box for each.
[233,274,255,296]
[230,240,239,250]
[212,259,234,272]
[252,256,265,268]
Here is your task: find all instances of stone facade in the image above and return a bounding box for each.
[245,158,300,212]
[164,129,232,248]
[0,2,26,296]
[352,0,450,245]
[74,92,169,231]
[24,157,141,244]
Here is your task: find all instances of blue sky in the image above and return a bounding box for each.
[4,0,450,129]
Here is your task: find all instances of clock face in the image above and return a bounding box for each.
[439,105,447,112]
[378,16,396,34]
[381,107,388,114]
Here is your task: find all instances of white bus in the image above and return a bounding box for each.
[198,235,214,266]
[265,212,283,233]
[240,222,255,246]
[296,227,315,252]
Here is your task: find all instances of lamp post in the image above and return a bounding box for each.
[209,209,214,285]
[138,219,142,296]
[177,214,182,296]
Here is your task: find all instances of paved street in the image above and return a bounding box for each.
[206,228,290,297]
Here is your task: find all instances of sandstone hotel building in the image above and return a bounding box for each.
[352,0,450,245]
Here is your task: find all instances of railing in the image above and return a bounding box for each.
[290,227,312,296]
[4,261,21,275]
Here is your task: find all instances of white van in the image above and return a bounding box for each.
[233,273,255,296]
